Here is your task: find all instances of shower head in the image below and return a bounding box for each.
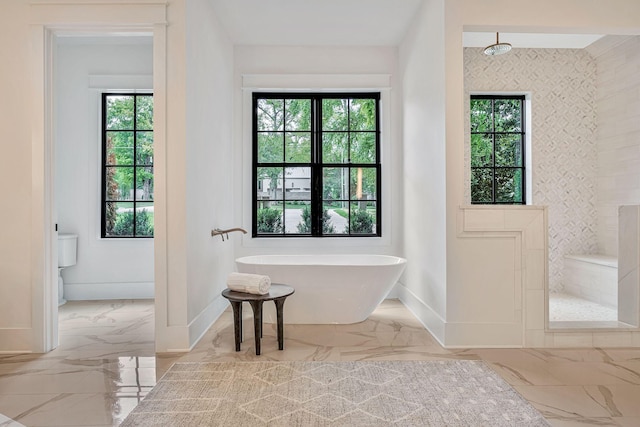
[484,32,512,56]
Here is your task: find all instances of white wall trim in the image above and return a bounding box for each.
[150,21,171,352]
[155,294,228,353]
[0,329,34,354]
[240,78,393,250]
[88,74,153,90]
[467,91,533,205]
[241,74,391,90]
[154,325,190,353]
[27,1,168,354]
[64,282,154,301]
[29,24,57,354]
[457,206,551,347]
[29,3,167,26]
[396,283,446,346]
[444,322,524,348]
[187,294,229,351]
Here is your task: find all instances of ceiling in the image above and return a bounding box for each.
[208,0,605,48]
[55,1,605,49]
[209,0,424,46]
[463,32,604,49]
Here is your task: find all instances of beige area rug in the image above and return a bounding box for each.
[121,360,549,426]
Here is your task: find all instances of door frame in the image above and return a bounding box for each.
[29,3,168,352]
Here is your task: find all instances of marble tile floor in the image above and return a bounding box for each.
[0,299,639,426]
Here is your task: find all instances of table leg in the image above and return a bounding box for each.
[230,301,242,352]
[249,300,263,355]
[274,297,287,350]
[238,302,243,342]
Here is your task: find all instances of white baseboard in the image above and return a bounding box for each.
[396,283,446,346]
[0,328,33,353]
[63,282,154,301]
[384,282,401,299]
[444,322,523,348]
[395,284,524,348]
[154,295,230,353]
[188,294,229,350]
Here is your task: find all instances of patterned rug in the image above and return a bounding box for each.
[121,360,549,426]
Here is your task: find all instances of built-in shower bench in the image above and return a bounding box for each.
[563,254,618,308]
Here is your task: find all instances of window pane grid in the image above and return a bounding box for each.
[470,95,525,205]
[254,93,380,237]
[102,93,154,238]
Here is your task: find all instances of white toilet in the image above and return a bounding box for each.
[58,233,78,306]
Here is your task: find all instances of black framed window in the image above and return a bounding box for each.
[101,93,154,238]
[470,95,526,204]
[253,93,381,237]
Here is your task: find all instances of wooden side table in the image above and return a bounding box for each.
[221,284,294,355]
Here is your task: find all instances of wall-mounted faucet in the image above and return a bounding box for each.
[211,227,247,241]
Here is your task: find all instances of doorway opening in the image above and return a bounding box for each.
[52,32,156,350]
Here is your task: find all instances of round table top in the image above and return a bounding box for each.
[221,283,294,302]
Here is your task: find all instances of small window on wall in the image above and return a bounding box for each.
[470,95,526,204]
[101,93,154,238]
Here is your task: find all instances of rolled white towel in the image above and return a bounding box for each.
[227,272,271,295]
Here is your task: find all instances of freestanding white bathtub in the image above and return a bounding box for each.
[235,254,407,324]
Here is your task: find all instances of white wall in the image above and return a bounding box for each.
[149,0,237,352]
[4,0,640,353]
[0,1,32,349]
[156,0,190,351]
[442,0,640,348]
[618,205,640,326]
[463,47,599,293]
[1,0,170,352]
[593,36,640,257]
[391,0,640,348]
[55,39,154,300]
[183,0,235,340]
[12,0,236,354]
[232,45,403,258]
[397,0,448,343]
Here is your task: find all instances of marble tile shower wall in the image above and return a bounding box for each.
[595,36,640,257]
[464,48,599,292]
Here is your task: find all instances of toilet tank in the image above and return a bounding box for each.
[58,233,78,267]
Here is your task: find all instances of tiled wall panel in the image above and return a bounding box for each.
[595,37,640,256]
[618,205,640,326]
[563,256,618,307]
[464,48,599,292]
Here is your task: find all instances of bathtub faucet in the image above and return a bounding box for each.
[211,227,247,241]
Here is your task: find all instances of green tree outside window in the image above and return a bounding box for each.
[470,95,525,204]
[103,94,154,237]
[254,93,380,237]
